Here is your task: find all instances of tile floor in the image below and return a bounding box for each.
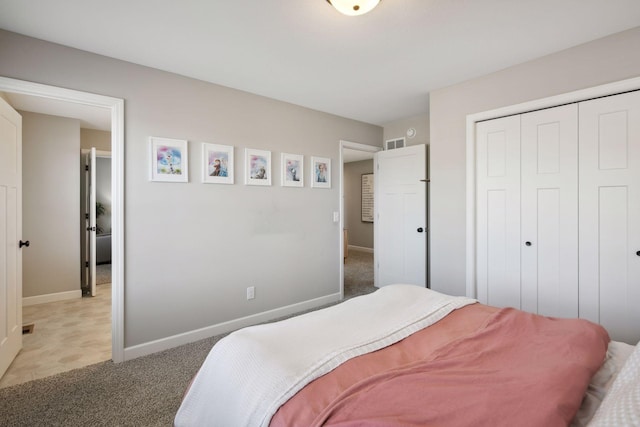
[0,284,112,389]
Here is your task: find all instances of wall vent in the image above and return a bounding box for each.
[384,137,405,150]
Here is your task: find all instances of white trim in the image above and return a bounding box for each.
[348,245,374,253]
[0,76,126,363]
[81,148,111,158]
[339,140,381,298]
[123,292,342,361]
[465,76,640,300]
[23,290,82,306]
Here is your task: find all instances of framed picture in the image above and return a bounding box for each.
[311,156,331,189]
[281,153,304,187]
[361,173,374,222]
[202,143,234,184]
[149,137,188,182]
[245,148,271,186]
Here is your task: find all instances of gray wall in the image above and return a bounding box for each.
[429,26,640,297]
[81,128,111,151]
[0,30,382,347]
[344,159,374,249]
[21,111,81,297]
[383,112,429,148]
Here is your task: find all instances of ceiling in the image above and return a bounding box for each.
[343,148,376,163]
[4,92,111,130]
[1,0,639,126]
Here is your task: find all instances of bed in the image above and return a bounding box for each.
[174,285,639,426]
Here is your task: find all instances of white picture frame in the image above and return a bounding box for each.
[281,153,304,188]
[149,137,188,182]
[202,143,234,184]
[245,148,272,186]
[311,156,331,189]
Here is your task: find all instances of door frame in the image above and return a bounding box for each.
[339,140,381,298]
[465,76,640,300]
[81,148,111,297]
[0,76,125,363]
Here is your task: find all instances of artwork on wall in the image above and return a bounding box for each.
[311,156,331,189]
[281,153,304,187]
[361,173,374,222]
[202,143,234,184]
[149,137,188,182]
[245,148,272,186]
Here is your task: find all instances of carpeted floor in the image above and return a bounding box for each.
[344,248,376,297]
[0,335,218,427]
[0,251,376,426]
[96,263,111,285]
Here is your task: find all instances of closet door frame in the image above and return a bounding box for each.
[465,76,640,299]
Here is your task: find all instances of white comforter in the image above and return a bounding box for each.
[174,285,476,427]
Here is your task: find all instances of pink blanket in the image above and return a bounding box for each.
[273,307,608,427]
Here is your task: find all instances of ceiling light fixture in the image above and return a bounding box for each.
[326,0,381,16]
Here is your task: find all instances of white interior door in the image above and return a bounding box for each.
[520,104,579,317]
[0,97,22,379]
[374,144,427,287]
[476,116,521,308]
[89,147,97,296]
[579,90,640,344]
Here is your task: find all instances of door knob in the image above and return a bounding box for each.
[417,227,424,233]
[19,240,30,248]
[636,250,640,256]
[525,241,532,246]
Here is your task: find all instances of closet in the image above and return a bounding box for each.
[475,90,640,344]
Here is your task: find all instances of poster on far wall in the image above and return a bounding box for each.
[361,173,374,222]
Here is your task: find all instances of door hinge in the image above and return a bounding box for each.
[85,165,89,171]
[85,213,89,220]
[87,226,96,231]
[85,261,89,268]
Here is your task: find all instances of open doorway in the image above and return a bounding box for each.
[0,77,124,388]
[81,147,112,297]
[339,140,381,299]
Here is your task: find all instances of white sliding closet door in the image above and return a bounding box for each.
[579,91,640,343]
[520,104,579,317]
[476,116,521,308]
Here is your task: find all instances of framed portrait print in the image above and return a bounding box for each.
[245,148,271,186]
[281,153,304,187]
[149,137,188,182]
[202,143,234,184]
[361,173,374,222]
[311,156,331,189]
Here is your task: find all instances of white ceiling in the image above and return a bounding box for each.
[1,0,639,126]
[4,92,111,130]
[344,148,376,163]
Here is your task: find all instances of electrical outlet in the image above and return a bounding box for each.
[246,286,255,300]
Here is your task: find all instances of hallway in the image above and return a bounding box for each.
[0,285,111,388]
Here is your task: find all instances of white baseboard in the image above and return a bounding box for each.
[23,289,82,306]
[123,291,342,361]
[348,245,374,253]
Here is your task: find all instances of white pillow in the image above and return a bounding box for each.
[588,341,640,426]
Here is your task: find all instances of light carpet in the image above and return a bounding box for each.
[0,251,375,426]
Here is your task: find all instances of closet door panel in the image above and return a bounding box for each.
[579,91,640,344]
[521,105,578,317]
[476,116,521,308]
